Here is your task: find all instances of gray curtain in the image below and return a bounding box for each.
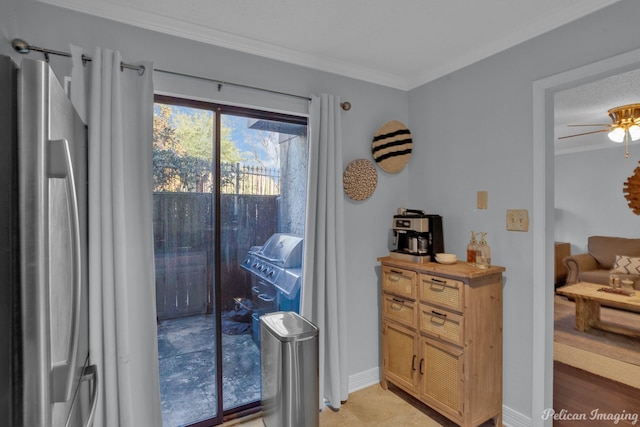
[301,94,349,409]
[71,46,162,427]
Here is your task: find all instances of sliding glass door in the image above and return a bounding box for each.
[152,95,308,426]
[154,99,218,426]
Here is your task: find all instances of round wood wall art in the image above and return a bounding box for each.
[623,161,640,215]
[371,120,413,173]
[343,159,378,201]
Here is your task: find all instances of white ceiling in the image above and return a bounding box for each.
[555,68,640,155]
[37,0,638,154]
[38,0,621,90]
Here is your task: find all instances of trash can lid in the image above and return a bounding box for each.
[260,311,319,341]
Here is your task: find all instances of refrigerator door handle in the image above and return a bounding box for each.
[65,364,99,427]
[83,364,99,427]
[49,139,82,403]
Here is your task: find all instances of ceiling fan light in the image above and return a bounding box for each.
[608,127,625,143]
[629,125,640,141]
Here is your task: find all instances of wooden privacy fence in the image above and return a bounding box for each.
[153,192,278,320]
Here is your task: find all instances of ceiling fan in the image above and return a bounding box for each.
[558,103,640,158]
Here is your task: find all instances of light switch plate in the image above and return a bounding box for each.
[477,191,488,209]
[506,209,529,231]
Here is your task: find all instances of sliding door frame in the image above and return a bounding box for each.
[154,94,306,426]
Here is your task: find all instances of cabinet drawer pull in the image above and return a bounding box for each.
[419,358,424,375]
[412,355,417,371]
[390,302,403,311]
[430,310,447,325]
[389,270,403,282]
[429,278,447,291]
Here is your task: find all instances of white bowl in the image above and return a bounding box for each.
[435,253,457,264]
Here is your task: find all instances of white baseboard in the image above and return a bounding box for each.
[348,367,533,427]
[503,405,531,427]
[348,367,380,393]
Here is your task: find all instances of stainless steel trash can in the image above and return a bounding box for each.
[261,311,319,427]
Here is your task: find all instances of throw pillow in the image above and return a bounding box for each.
[611,255,640,275]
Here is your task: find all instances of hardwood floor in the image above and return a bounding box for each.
[553,361,640,426]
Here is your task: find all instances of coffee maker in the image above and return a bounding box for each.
[390,208,444,262]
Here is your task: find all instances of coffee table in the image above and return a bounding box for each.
[556,282,640,338]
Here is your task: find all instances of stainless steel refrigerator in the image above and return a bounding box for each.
[0,55,97,427]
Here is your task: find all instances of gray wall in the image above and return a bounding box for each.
[7,0,640,424]
[408,0,640,422]
[279,134,308,237]
[0,0,18,59]
[555,147,640,253]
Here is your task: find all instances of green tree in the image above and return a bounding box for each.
[153,104,184,191]
[153,103,244,192]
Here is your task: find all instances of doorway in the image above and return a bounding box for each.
[532,47,640,426]
[152,95,308,426]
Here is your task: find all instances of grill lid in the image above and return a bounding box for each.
[257,233,303,267]
[241,233,303,298]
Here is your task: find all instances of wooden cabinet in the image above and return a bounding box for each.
[379,257,504,427]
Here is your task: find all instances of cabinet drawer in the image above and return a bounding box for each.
[419,304,464,346]
[419,274,463,312]
[382,293,417,328]
[382,266,417,299]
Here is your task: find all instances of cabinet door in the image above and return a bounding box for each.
[419,337,464,418]
[382,321,418,394]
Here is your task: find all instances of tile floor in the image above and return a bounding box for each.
[229,384,497,427]
[157,313,262,427]
[158,315,497,427]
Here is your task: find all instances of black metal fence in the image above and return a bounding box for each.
[220,162,279,195]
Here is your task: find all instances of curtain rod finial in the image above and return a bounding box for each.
[12,38,31,54]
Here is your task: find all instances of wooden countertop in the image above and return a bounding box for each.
[377,256,505,280]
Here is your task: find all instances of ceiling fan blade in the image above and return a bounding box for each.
[557,129,610,139]
[566,124,612,127]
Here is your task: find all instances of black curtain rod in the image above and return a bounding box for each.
[11,38,320,104]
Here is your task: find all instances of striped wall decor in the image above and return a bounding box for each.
[372,120,413,173]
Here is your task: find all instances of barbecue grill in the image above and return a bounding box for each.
[240,233,304,343]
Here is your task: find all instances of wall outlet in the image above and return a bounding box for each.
[506,209,529,231]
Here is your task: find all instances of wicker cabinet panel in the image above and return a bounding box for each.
[419,274,463,312]
[382,266,417,299]
[420,337,464,417]
[382,321,418,394]
[419,303,464,346]
[382,294,417,328]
